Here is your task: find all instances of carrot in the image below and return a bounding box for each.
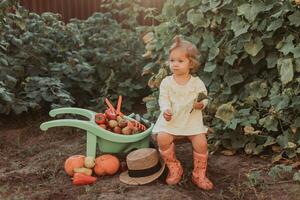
[105,98,116,112]
[72,173,97,185]
[116,95,122,114]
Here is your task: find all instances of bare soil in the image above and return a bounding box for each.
[0,112,299,200]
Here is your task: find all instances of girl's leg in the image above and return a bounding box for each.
[157,132,183,185]
[188,134,213,190]
[188,134,208,154]
[156,132,174,151]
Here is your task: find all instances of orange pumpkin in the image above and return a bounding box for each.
[94,154,120,176]
[64,155,85,176]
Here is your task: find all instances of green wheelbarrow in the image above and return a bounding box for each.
[40,107,153,158]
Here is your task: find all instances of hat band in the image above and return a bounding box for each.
[128,162,161,178]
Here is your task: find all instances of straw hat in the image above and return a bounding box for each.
[119,148,165,185]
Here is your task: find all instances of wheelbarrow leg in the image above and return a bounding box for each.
[86,131,97,158]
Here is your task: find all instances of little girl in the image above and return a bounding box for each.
[152,36,213,190]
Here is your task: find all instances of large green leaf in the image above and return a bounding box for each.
[259,115,278,131]
[231,133,248,149]
[278,58,294,85]
[296,59,300,73]
[292,45,300,58]
[0,88,13,102]
[215,103,236,123]
[263,136,276,147]
[187,9,209,27]
[288,11,300,27]
[253,145,264,155]
[204,62,216,72]
[224,70,244,87]
[188,0,200,7]
[209,0,221,9]
[162,3,176,17]
[266,52,277,69]
[11,37,23,47]
[250,49,265,64]
[245,80,268,99]
[0,0,9,10]
[278,35,295,55]
[202,31,216,49]
[276,132,293,149]
[237,1,266,22]
[208,47,219,61]
[5,75,17,89]
[0,53,9,65]
[174,0,186,7]
[231,18,250,37]
[270,95,290,111]
[224,54,238,66]
[267,18,283,32]
[244,37,263,56]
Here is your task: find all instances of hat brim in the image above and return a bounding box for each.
[119,159,165,185]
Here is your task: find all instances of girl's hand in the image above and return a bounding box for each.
[193,101,204,110]
[163,109,172,121]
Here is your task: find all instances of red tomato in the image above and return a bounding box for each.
[95,113,106,124]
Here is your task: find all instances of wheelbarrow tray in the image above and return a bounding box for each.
[40,107,153,158]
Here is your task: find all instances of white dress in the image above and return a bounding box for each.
[152,75,208,136]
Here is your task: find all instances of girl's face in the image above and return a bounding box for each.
[169,47,191,76]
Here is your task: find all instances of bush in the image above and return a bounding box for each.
[142,0,300,158]
[0,3,149,114]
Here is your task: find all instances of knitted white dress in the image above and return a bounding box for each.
[152,75,208,136]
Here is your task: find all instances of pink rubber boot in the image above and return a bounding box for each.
[160,143,183,185]
[192,151,213,190]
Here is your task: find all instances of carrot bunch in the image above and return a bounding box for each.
[94,96,147,135]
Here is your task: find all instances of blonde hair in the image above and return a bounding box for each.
[169,35,200,73]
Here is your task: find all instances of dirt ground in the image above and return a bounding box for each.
[0,111,299,200]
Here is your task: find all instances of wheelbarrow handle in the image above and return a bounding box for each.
[49,107,96,121]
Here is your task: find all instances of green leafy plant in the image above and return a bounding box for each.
[268,164,293,181]
[293,170,300,182]
[142,0,300,158]
[0,3,148,114]
[246,170,263,187]
[100,0,146,28]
